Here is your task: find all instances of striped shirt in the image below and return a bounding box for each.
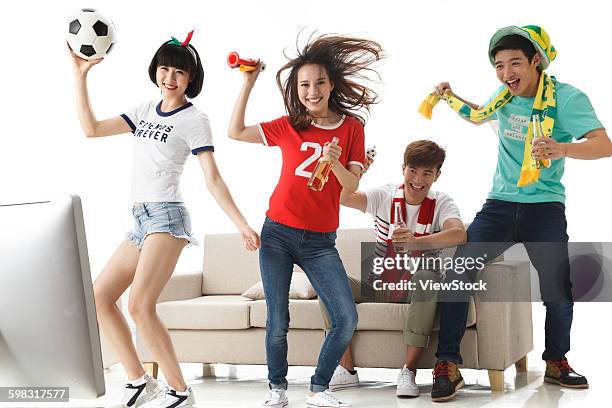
[364,183,461,256]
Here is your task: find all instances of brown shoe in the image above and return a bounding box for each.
[544,358,589,389]
[431,361,464,402]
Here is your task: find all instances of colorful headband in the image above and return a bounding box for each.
[168,30,197,63]
[169,30,194,47]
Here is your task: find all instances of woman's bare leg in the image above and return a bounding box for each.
[93,240,143,380]
[128,233,187,391]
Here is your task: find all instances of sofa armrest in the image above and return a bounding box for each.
[157,271,203,303]
[474,260,534,370]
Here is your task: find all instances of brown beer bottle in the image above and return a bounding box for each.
[307,137,339,191]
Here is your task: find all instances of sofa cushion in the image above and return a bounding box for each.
[242,273,317,300]
[334,229,375,281]
[201,229,374,296]
[250,299,324,329]
[202,234,262,295]
[157,295,252,329]
[249,296,475,331]
[355,297,477,331]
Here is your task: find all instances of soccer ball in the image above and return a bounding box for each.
[66,8,116,61]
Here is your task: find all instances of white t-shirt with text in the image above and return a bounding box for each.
[121,101,213,202]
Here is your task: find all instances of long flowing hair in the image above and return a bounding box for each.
[276,32,384,130]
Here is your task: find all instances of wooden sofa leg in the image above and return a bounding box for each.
[144,362,158,379]
[515,355,528,373]
[488,369,504,392]
[203,363,216,378]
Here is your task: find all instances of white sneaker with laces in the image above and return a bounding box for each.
[306,389,351,407]
[329,365,360,391]
[110,373,164,408]
[396,365,419,397]
[261,388,288,407]
[139,386,195,408]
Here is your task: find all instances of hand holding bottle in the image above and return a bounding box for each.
[391,202,414,254]
[308,137,340,191]
[532,137,567,161]
[530,115,555,166]
[391,227,415,254]
[322,141,342,167]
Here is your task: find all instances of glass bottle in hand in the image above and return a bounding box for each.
[532,114,551,169]
[392,202,409,254]
[308,137,339,191]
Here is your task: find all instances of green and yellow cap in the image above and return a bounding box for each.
[489,25,557,69]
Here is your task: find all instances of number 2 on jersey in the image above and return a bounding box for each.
[294,142,322,178]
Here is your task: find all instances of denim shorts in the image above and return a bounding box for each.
[126,202,198,250]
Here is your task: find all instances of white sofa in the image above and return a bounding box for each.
[136,229,533,391]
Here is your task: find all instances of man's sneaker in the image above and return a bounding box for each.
[329,365,360,391]
[396,365,419,397]
[110,373,164,408]
[306,389,351,407]
[431,361,464,402]
[262,388,288,407]
[544,358,589,389]
[140,386,195,408]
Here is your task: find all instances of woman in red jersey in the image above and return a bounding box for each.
[229,33,383,408]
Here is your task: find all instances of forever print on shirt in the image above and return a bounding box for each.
[132,120,173,143]
[121,100,214,203]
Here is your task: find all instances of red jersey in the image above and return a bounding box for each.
[258,115,366,232]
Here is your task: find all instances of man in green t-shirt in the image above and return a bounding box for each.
[429,25,612,402]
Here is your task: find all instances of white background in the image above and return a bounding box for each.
[1,0,610,273]
[1,0,611,386]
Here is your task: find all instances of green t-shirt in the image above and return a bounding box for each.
[485,81,603,203]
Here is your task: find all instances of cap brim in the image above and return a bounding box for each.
[489,26,549,69]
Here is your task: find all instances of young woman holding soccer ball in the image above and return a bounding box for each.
[69,32,260,408]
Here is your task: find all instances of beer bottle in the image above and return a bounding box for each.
[532,115,552,169]
[308,137,339,191]
[392,202,409,254]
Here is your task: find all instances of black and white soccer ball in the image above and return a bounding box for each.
[66,8,116,61]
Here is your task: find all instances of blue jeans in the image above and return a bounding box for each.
[436,199,574,363]
[259,218,358,392]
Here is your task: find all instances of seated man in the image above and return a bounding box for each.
[321,140,466,397]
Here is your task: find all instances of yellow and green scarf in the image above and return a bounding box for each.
[419,25,557,187]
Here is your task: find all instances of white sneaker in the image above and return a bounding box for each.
[329,365,360,391]
[140,386,195,408]
[110,373,164,408]
[262,388,288,407]
[306,389,351,407]
[396,366,419,397]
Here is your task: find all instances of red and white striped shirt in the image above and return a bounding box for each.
[364,183,461,257]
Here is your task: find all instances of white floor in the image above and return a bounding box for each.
[7,303,608,408]
[91,361,603,408]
